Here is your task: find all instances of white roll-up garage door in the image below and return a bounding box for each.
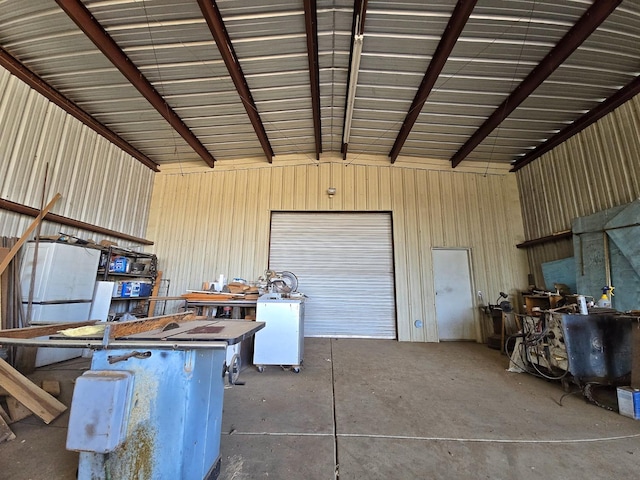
[269,212,396,338]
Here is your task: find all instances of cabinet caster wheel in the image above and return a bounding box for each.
[257,366,265,373]
[292,367,300,373]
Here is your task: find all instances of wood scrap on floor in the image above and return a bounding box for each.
[41,380,60,397]
[0,358,66,424]
[0,412,15,443]
[1,380,60,397]
[6,397,32,422]
[0,403,11,424]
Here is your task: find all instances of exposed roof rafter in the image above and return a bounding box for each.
[2,1,634,169]
[511,74,640,172]
[0,47,159,172]
[55,0,216,168]
[450,0,622,168]
[197,0,274,163]
[389,0,477,164]
[303,0,322,160]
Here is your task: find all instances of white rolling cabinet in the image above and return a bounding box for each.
[253,293,305,372]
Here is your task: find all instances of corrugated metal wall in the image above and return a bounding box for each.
[148,158,529,342]
[516,94,640,286]
[0,67,155,248]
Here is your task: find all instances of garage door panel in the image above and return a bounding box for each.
[269,212,396,339]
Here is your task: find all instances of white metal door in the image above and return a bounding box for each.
[433,249,476,341]
[269,212,396,338]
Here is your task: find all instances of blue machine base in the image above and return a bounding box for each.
[75,347,226,480]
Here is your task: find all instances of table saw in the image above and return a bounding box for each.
[0,313,264,480]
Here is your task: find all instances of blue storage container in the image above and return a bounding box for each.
[109,256,129,273]
[139,282,153,297]
[120,281,140,298]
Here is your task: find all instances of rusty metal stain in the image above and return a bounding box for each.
[187,325,225,334]
[110,423,156,480]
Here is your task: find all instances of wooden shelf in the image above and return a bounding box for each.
[523,294,561,316]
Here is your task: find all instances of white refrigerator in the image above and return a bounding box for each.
[20,242,101,366]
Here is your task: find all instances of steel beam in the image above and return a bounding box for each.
[304,0,323,160]
[0,47,159,172]
[511,74,640,172]
[451,0,622,168]
[55,0,216,168]
[197,0,274,162]
[389,0,477,163]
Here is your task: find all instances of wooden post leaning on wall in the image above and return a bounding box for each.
[0,193,62,277]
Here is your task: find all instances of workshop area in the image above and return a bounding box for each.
[2,1,640,479]
[2,339,640,480]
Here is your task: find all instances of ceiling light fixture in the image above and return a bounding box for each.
[343,33,364,145]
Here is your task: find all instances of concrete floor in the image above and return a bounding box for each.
[1,339,639,479]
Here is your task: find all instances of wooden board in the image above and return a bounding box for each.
[107,311,195,339]
[146,270,163,317]
[0,321,98,339]
[0,247,9,330]
[0,413,15,443]
[13,347,38,376]
[6,397,32,422]
[124,319,265,345]
[0,193,61,276]
[0,358,66,424]
[41,380,60,397]
[0,404,11,424]
[182,293,239,301]
[123,320,216,340]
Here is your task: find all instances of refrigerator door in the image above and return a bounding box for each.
[26,302,92,324]
[89,281,115,322]
[20,242,101,302]
[21,302,92,367]
[34,342,82,367]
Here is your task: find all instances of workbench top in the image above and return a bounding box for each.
[124,319,263,344]
[0,317,264,350]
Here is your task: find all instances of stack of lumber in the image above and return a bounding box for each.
[0,358,66,442]
[182,283,260,302]
[230,282,260,300]
[182,291,245,301]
